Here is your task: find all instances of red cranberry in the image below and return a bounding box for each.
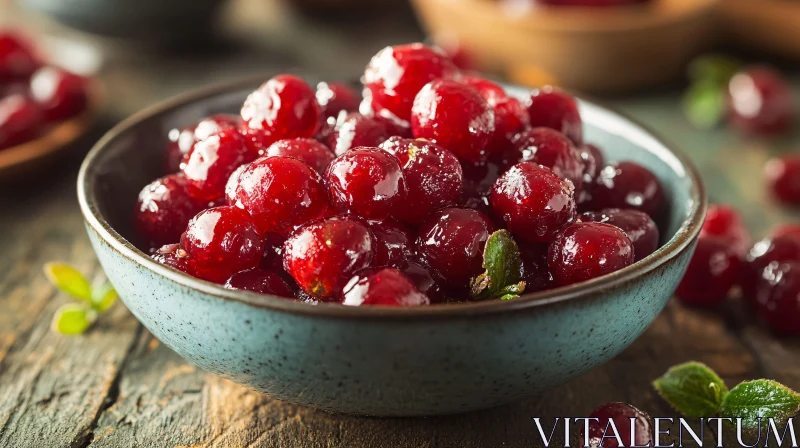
[700,204,750,256]
[520,244,555,292]
[316,82,359,119]
[581,209,659,261]
[182,129,251,201]
[765,156,800,206]
[401,260,447,303]
[325,147,406,220]
[227,155,328,236]
[166,115,240,172]
[460,160,502,213]
[259,233,287,272]
[503,127,584,188]
[151,244,196,276]
[416,207,495,289]
[462,77,529,155]
[527,86,582,145]
[741,234,800,299]
[676,235,740,306]
[363,43,457,123]
[772,224,800,239]
[435,36,473,70]
[342,267,429,307]
[0,32,39,82]
[579,402,653,448]
[0,94,43,150]
[181,206,265,283]
[225,268,294,298]
[358,91,414,138]
[729,67,794,136]
[548,222,634,286]
[29,66,87,122]
[328,112,389,156]
[263,137,335,175]
[362,218,414,268]
[380,137,463,225]
[283,216,375,299]
[460,76,508,104]
[754,261,800,335]
[576,143,604,206]
[134,174,205,250]
[588,162,665,220]
[411,79,495,163]
[490,162,576,244]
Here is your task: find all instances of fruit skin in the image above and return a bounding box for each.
[741,234,800,299]
[754,261,800,335]
[401,260,447,303]
[166,114,240,172]
[548,222,634,286]
[328,112,389,156]
[380,137,464,225]
[765,156,800,206]
[29,66,87,122]
[416,207,495,289]
[0,32,39,82]
[581,208,659,261]
[181,206,265,283]
[461,77,529,155]
[283,216,375,299]
[152,244,196,276]
[0,93,43,150]
[772,224,800,239]
[226,155,328,236]
[527,86,582,145]
[315,81,359,119]
[134,174,205,250]
[490,162,577,244]
[502,127,584,188]
[576,143,604,207]
[361,218,414,269]
[700,204,750,256]
[588,161,665,220]
[460,160,502,214]
[263,137,335,175]
[325,147,407,220]
[579,402,653,448]
[182,129,252,202]
[519,244,555,292]
[410,79,495,163]
[341,267,429,307]
[225,268,294,298]
[676,235,740,306]
[729,66,794,136]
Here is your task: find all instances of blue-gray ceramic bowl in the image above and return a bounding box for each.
[77,76,706,417]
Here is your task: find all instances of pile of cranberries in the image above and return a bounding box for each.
[0,31,89,151]
[135,42,666,307]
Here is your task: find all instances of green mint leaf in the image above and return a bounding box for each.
[469,230,526,300]
[687,54,742,85]
[499,293,519,301]
[43,262,92,302]
[653,361,729,417]
[719,379,800,430]
[51,304,97,335]
[91,284,117,312]
[683,80,726,130]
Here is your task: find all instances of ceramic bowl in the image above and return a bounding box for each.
[77,75,705,416]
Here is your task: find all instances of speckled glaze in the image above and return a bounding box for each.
[78,76,705,416]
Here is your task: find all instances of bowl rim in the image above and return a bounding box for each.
[77,74,706,320]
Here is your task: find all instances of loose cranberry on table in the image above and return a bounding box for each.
[182,128,251,201]
[283,216,375,299]
[576,143,605,206]
[699,204,750,256]
[548,222,634,286]
[741,234,800,299]
[579,402,653,448]
[166,114,240,172]
[502,127,584,188]
[315,81,359,119]
[134,174,205,250]
[181,206,265,283]
[581,209,659,261]
[152,244,196,276]
[328,112,388,156]
[765,156,800,206]
[588,161,665,220]
[520,244,555,292]
[728,66,794,136]
[362,218,414,269]
[263,137,335,175]
[224,268,294,298]
[527,86,582,145]
[341,267,429,307]
[411,79,495,163]
[675,235,740,306]
[325,147,407,220]
[29,66,87,122]
[754,261,800,335]
[226,155,328,236]
[0,93,43,150]
[380,137,463,225]
[490,162,576,244]
[416,207,495,289]
[0,32,39,82]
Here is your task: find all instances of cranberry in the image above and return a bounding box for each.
[380,137,463,225]
[181,206,265,283]
[460,76,508,104]
[676,235,740,306]
[328,112,389,156]
[765,156,800,206]
[588,162,665,220]
[401,260,447,302]
[182,129,251,201]
[462,77,529,155]
[227,155,328,236]
[754,261,800,335]
[520,244,555,292]
[283,216,375,299]
[581,209,659,261]
[151,244,196,276]
[325,147,406,220]
[411,79,495,163]
[134,174,205,250]
[29,66,87,122]
[363,43,457,123]
[772,224,800,239]
[502,127,584,188]
[342,267,429,307]
[579,402,653,448]
[460,160,502,213]
[225,268,294,298]
[576,143,604,206]
[548,222,634,286]
[0,94,43,150]
[741,234,800,299]
[490,162,576,244]
[362,218,414,268]
[316,82,359,119]
[0,32,39,82]
[416,207,495,288]
[700,204,750,256]
[263,137,335,175]
[259,233,287,272]
[729,66,794,136]
[166,115,240,172]
[435,36,473,70]
[527,86,582,145]
[358,91,414,138]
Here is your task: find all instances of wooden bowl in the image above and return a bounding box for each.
[722,0,800,61]
[411,0,719,93]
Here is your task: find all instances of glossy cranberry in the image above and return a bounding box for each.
[754,261,800,335]
[165,115,240,172]
[363,43,457,123]
[181,206,265,283]
[182,129,251,201]
[772,224,800,239]
[729,67,794,136]
[401,260,447,303]
[520,244,555,292]
[358,92,414,138]
[700,204,750,256]
[0,32,39,82]
[527,86,582,145]
[411,79,495,163]
[0,94,43,150]
[741,234,800,299]
[29,66,87,122]
[765,156,800,206]
[490,162,576,244]
[263,137,335,175]
[283,216,375,299]
[227,155,328,236]
[581,209,659,261]
[259,233,287,272]
[151,244,196,276]
[316,82,359,119]
[503,127,584,187]
[588,162,665,219]
[460,160,502,213]
[676,235,740,306]
[328,112,389,156]
[576,143,604,206]
[134,174,205,250]
[225,268,294,298]
[342,267,429,307]
[416,207,495,288]
[460,76,507,104]
[325,147,406,220]
[461,77,530,156]
[548,222,634,286]
[380,137,464,225]
[362,218,414,268]
[579,402,653,448]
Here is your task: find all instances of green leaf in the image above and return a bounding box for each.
[51,304,97,335]
[43,263,92,302]
[469,230,526,300]
[687,54,742,85]
[683,80,726,130]
[653,361,729,417]
[719,379,800,430]
[91,284,117,312]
